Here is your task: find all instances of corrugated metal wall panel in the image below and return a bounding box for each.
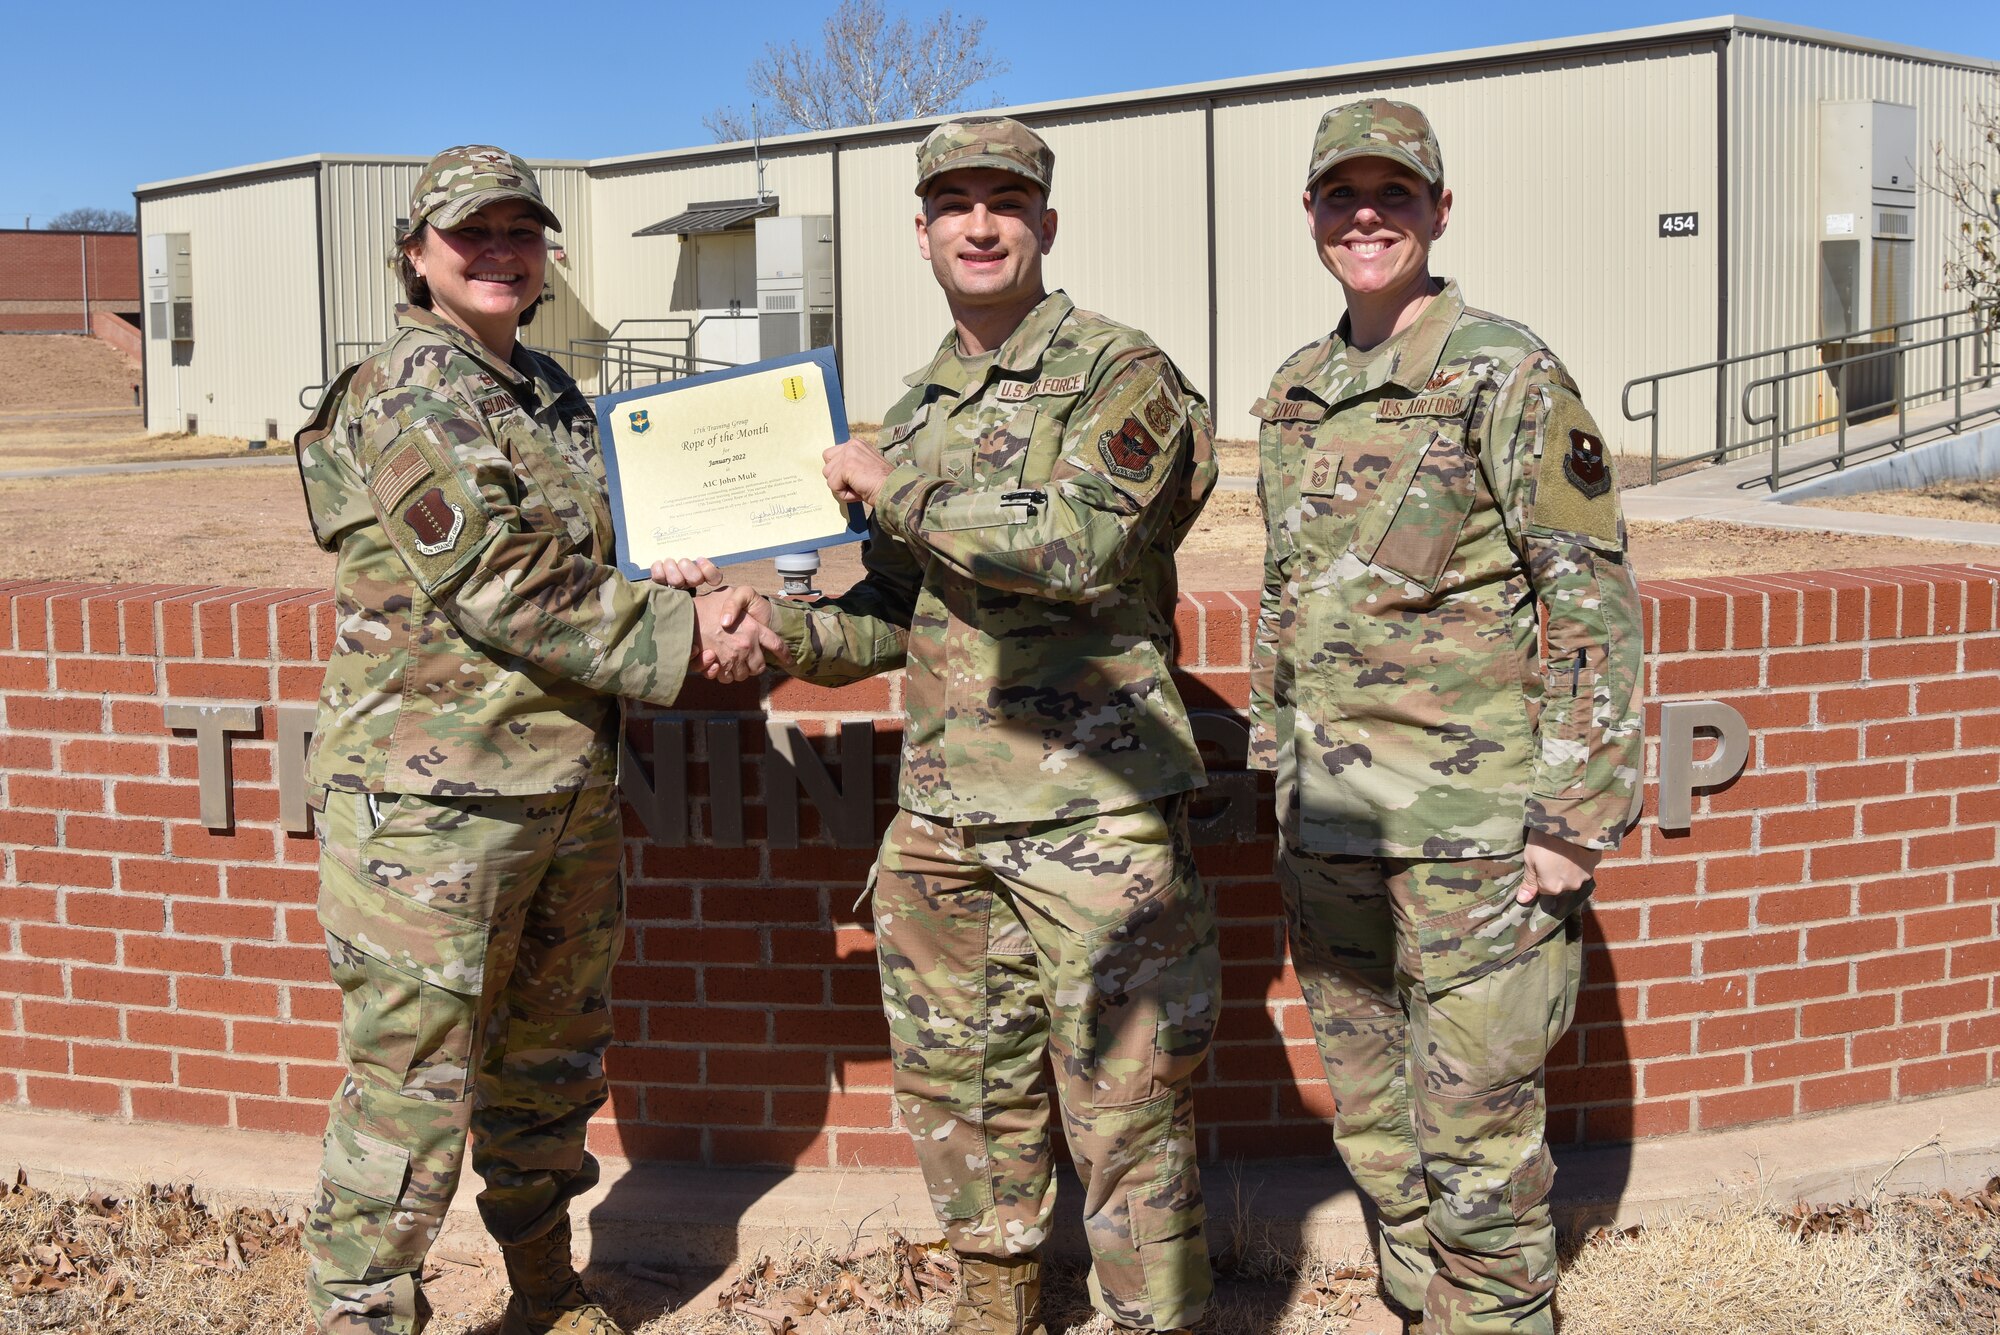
[1727,33,1996,451]
[138,171,322,439]
[1037,108,1210,392]
[832,136,943,423]
[823,109,1212,424]
[321,161,597,384]
[1213,41,1721,444]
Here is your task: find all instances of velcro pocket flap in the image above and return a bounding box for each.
[319,866,491,997]
[323,1125,411,1205]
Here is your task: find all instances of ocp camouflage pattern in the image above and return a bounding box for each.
[1247,281,1644,858]
[1280,848,1580,1334]
[295,306,696,797]
[873,799,1217,1330]
[306,785,623,1335]
[766,291,1219,826]
[914,116,1055,196]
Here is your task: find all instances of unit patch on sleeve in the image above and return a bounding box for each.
[1098,417,1161,483]
[1528,385,1622,546]
[403,486,467,555]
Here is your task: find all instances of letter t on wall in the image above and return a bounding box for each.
[165,703,262,831]
[1656,700,1750,831]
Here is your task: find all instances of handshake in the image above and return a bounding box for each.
[652,557,784,685]
[648,439,891,685]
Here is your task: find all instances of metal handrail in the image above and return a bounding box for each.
[1622,309,1998,487]
[1742,319,1997,489]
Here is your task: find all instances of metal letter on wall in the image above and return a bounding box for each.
[1656,700,1751,831]
[766,720,876,849]
[276,704,317,834]
[707,720,745,848]
[1188,713,1258,846]
[620,718,690,848]
[165,703,261,831]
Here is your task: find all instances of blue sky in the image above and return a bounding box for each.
[2,0,1994,225]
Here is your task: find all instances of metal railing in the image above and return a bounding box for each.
[1622,309,1998,488]
[298,314,757,408]
[569,314,756,394]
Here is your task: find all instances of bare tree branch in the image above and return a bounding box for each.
[44,207,134,232]
[1928,74,2000,325]
[708,0,1006,141]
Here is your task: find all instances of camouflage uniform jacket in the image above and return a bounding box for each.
[1248,282,1642,857]
[767,292,1218,825]
[295,305,695,797]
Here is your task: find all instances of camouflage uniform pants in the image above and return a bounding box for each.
[305,784,625,1335]
[1278,846,1583,1335]
[873,798,1219,1331]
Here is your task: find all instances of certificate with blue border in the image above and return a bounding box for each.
[595,347,865,576]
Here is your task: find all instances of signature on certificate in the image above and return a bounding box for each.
[753,501,821,528]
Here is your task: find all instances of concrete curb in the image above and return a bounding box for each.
[6,1088,1997,1267]
[1775,422,2000,501]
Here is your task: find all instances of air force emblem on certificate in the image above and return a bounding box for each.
[628,409,651,434]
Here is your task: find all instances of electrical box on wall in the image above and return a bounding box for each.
[754,215,835,360]
[1818,101,1916,343]
[143,232,194,343]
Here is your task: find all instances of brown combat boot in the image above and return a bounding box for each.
[949,1254,1048,1335]
[498,1219,625,1335]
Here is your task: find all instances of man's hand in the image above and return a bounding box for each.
[1518,830,1602,904]
[823,438,892,506]
[691,586,788,682]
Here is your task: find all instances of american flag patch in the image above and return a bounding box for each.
[371,442,432,511]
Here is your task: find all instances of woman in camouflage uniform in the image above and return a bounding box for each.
[1248,103,1644,1335]
[293,145,777,1335]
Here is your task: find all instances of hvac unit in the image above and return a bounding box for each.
[1818,101,1916,343]
[754,215,834,359]
[143,232,194,343]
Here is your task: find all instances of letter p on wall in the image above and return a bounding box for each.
[1656,700,1750,830]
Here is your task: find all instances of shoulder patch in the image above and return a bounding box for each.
[1528,387,1621,546]
[370,442,432,512]
[1098,416,1161,482]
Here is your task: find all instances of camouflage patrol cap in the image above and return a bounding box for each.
[1305,99,1443,190]
[406,144,562,235]
[914,116,1054,196]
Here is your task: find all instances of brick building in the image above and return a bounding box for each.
[0,229,138,335]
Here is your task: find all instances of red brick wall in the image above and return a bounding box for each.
[0,231,139,302]
[1,569,1995,1166]
[0,231,138,334]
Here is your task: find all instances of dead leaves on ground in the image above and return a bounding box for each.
[2,1167,306,1327]
[716,1234,959,1335]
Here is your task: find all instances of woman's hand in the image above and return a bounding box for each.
[650,557,725,589]
[690,586,788,682]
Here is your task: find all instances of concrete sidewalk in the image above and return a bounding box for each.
[0,451,294,481]
[6,1088,1997,1266]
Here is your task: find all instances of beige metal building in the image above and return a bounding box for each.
[134,16,1998,454]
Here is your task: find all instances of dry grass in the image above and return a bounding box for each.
[8,1174,1997,1335]
[0,1174,307,1334]
[1559,1183,2000,1335]
[1798,478,2000,526]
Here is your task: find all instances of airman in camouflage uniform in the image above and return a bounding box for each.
[762,117,1222,1334]
[1248,102,1643,1334]
[295,146,768,1335]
